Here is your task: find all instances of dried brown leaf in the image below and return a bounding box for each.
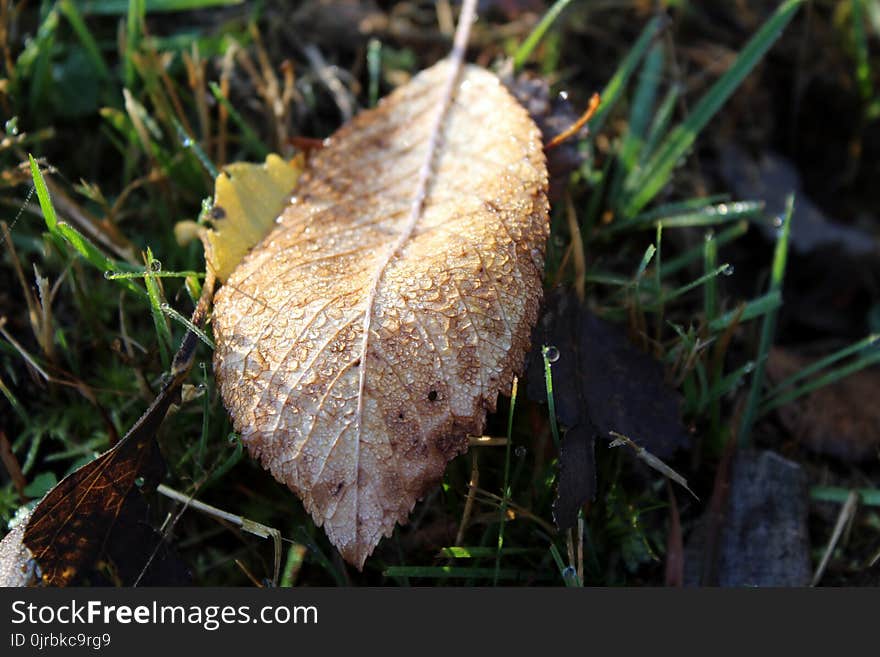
[213,59,549,568]
[767,347,880,462]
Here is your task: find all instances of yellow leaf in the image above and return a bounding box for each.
[202,153,305,282]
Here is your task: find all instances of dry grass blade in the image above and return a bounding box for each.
[811,489,859,587]
[609,431,698,500]
[156,484,282,587]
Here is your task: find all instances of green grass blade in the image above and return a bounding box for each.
[704,230,718,323]
[204,436,243,486]
[105,269,204,279]
[367,38,382,108]
[738,194,794,446]
[760,344,880,415]
[30,154,144,296]
[0,375,28,423]
[29,154,57,232]
[623,0,804,217]
[209,82,270,158]
[80,0,243,14]
[512,0,575,71]
[56,224,143,297]
[590,16,664,136]
[173,117,219,178]
[542,346,561,450]
[548,543,578,586]
[700,360,758,411]
[661,220,749,279]
[614,194,730,230]
[707,290,782,333]
[761,333,880,408]
[495,376,519,586]
[642,263,729,311]
[639,83,680,165]
[125,0,146,89]
[144,247,173,369]
[442,546,535,559]
[160,302,215,349]
[811,486,880,507]
[635,244,656,279]
[852,0,874,103]
[383,566,533,580]
[610,41,664,205]
[59,0,111,79]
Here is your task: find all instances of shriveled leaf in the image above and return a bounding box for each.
[526,287,690,528]
[20,278,214,585]
[202,153,305,282]
[22,366,186,586]
[213,59,549,568]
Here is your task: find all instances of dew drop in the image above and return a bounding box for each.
[544,345,560,363]
[104,270,114,279]
[561,565,577,581]
[182,137,193,148]
[773,215,784,228]
[150,259,162,272]
[134,476,145,488]
[722,264,734,277]
[515,445,527,458]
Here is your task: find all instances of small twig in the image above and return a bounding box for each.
[234,559,264,588]
[0,429,26,500]
[576,511,584,586]
[1,221,40,341]
[455,452,480,546]
[545,93,601,150]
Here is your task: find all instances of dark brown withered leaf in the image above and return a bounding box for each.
[767,347,880,462]
[527,287,690,529]
[18,280,213,586]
